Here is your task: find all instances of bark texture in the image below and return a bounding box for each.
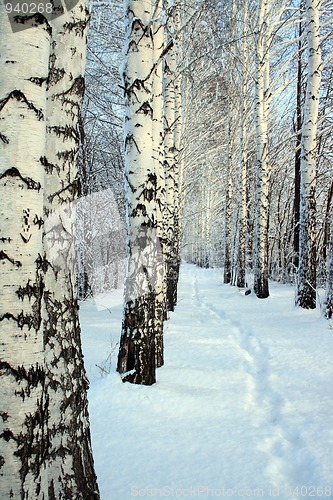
[117,0,158,385]
[0,10,50,498]
[253,0,270,299]
[163,0,181,311]
[0,4,99,498]
[323,218,333,319]
[296,0,321,309]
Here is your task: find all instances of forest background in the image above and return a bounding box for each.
[79,0,333,316]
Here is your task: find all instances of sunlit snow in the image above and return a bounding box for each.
[80,263,333,500]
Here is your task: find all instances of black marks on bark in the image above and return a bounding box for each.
[0,90,44,120]
[131,17,145,34]
[36,253,55,275]
[48,64,65,88]
[27,76,47,87]
[118,294,157,385]
[137,101,153,117]
[20,208,35,243]
[144,173,157,202]
[23,208,30,227]
[48,480,56,500]
[128,39,139,53]
[0,250,22,267]
[47,124,79,142]
[0,361,45,388]
[16,392,50,486]
[47,178,79,204]
[0,412,9,422]
[57,146,78,165]
[0,309,41,331]
[132,203,147,218]
[0,428,15,442]
[56,76,85,107]
[125,133,141,154]
[63,18,89,36]
[0,167,41,191]
[126,77,150,98]
[16,277,44,310]
[40,155,60,175]
[12,13,52,33]
[33,213,44,229]
[0,132,9,144]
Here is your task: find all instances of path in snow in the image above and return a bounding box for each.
[81,263,333,500]
[190,267,321,493]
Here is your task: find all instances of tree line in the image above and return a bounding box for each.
[1,0,332,497]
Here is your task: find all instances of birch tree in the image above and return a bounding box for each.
[152,0,167,367]
[0,10,50,497]
[253,0,270,299]
[0,4,99,498]
[117,0,160,385]
[323,218,333,319]
[163,0,182,311]
[236,0,250,289]
[296,0,322,309]
[42,1,99,495]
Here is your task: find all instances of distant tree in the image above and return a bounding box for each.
[163,0,182,310]
[296,0,322,309]
[236,0,250,289]
[292,1,305,271]
[253,0,271,299]
[323,217,333,319]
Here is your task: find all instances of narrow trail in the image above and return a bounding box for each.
[185,265,321,494]
[83,263,333,500]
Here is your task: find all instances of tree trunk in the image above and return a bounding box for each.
[323,218,333,319]
[0,4,99,498]
[117,0,158,385]
[0,11,49,497]
[253,0,270,299]
[152,0,166,368]
[296,0,321,309]
[163,0,181,312]
[292,4,304,270]
[224,107,233,284]
[236,0,249,289]
[41,3,99,496]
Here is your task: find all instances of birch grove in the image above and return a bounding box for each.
[1,0,333,491]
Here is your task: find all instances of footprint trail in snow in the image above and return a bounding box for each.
[189,266,325,495]
[82,263,333,500]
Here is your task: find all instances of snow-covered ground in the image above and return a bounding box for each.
[80,263,333,500]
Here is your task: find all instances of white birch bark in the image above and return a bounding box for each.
[117,0,159,385]
[254,0,270,299]
[163,0,181,311]
[172,0,182,293]
[237,1,249,289]
[296,0,322,309]
[40,2,99,495]
[224,93,233,284]
[0,9,50,497]
[323,218,333,319]
[0,3,99,495]
[152,0,166,367]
